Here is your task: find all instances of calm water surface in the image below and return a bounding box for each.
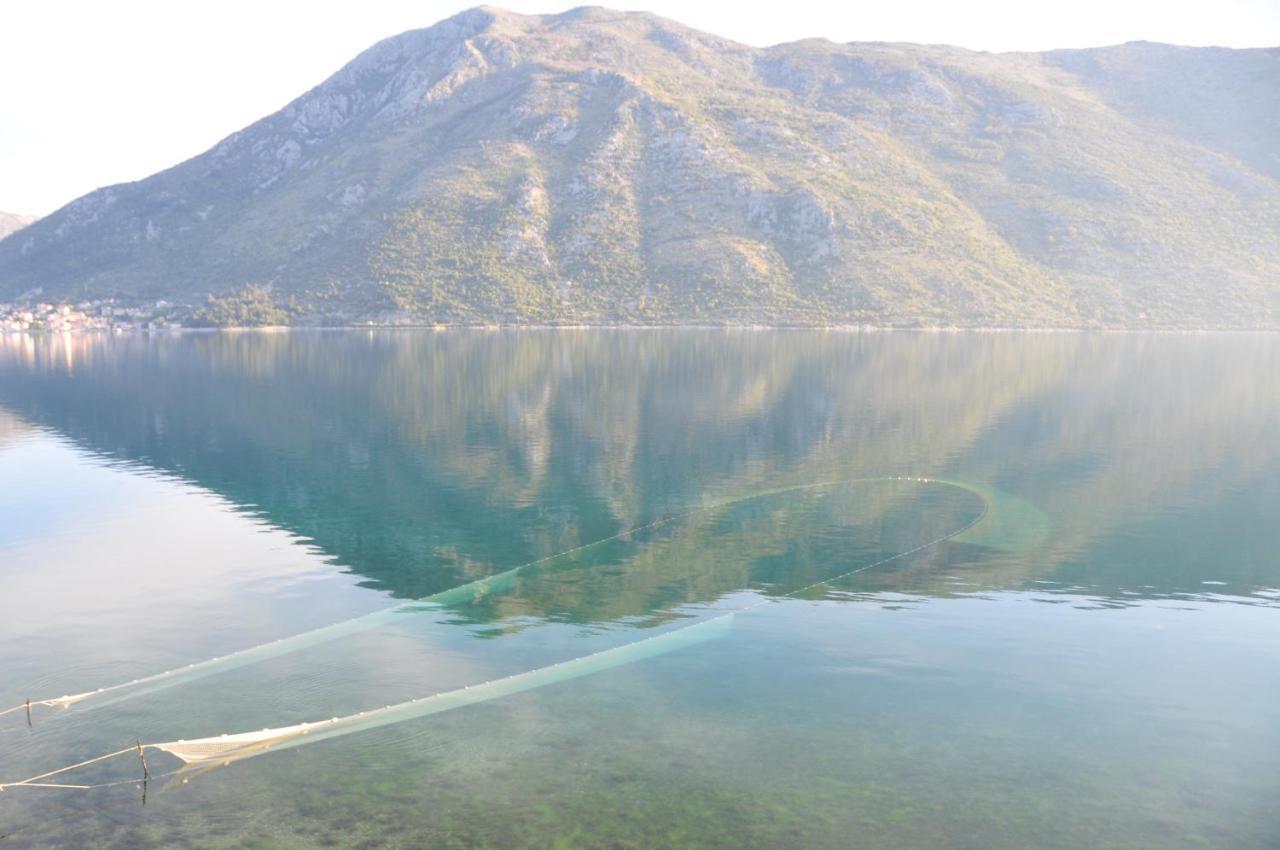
[0,330,1277,849]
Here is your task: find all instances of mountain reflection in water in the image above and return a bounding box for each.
[2,330,1276,609]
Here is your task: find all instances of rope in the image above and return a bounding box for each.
[0,476,988,792]
[0,742,191,792]
[1,769,186,792]
[0,747,135,792]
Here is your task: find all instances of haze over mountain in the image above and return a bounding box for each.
[1,6,1277,327]
[0,212,36,242]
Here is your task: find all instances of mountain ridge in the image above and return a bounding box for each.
[0,212,36,242]
[1,6,1277,327]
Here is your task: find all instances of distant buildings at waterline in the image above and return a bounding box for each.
[0,300,183,333]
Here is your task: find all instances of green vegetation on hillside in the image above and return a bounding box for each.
[189,283,296,327]
[0,8,1277,327]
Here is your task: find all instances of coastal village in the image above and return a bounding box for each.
[0,299,183,333]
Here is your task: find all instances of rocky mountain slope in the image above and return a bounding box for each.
[1,7,1277,327]
[0,212,35,242]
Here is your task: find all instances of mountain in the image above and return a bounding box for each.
[0,7,1277,327]
[0,212,35,242]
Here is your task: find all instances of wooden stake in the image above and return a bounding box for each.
[25,699,31,727]
[136,740,149,781]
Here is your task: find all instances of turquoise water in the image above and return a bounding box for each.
[0,330,1277,848]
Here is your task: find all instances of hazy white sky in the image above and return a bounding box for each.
[3,0,1278,216]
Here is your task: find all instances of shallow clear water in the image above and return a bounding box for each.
[0,330,1277,849]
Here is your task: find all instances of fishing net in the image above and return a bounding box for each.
[0,476,1039,792]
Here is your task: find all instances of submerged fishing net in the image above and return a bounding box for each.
[0,476,1033,792]
[0,616,734,791]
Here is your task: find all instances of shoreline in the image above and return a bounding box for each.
[3,324,1278,335]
